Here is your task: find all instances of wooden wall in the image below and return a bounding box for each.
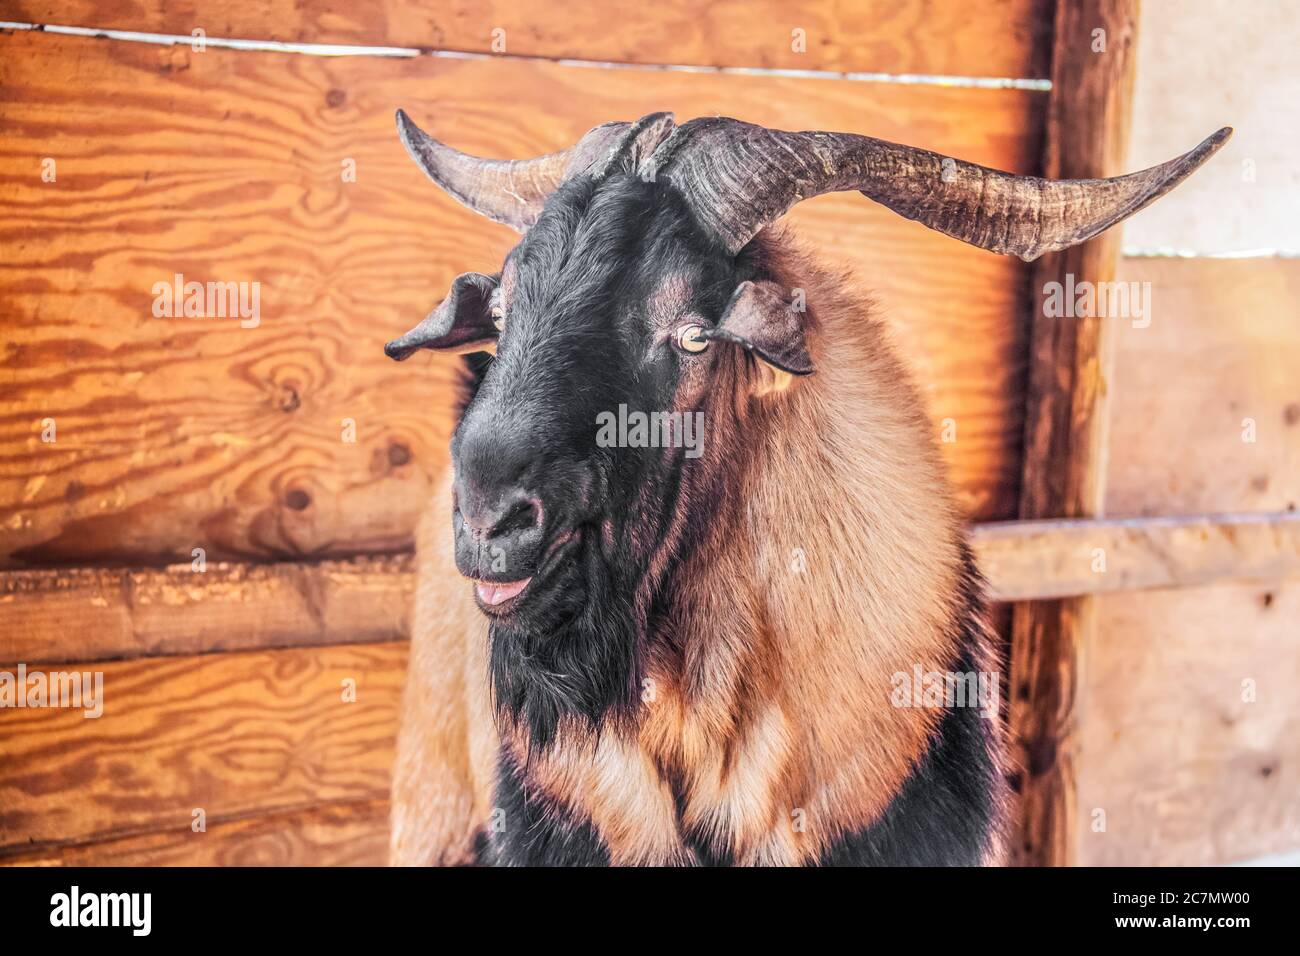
[1075,0,1300,866]
[1,1,1294,867]
[0,29,1045,569]
[0,0,1051,866]
[1078,261,1300,864]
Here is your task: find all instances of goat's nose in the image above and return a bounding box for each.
[452,482,546,583]
[458,488,540,540]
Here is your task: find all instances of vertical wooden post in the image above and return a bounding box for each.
[1008,0,1140,866]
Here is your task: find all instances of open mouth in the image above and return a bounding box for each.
[465,529,580,617]
[474,578,531,608]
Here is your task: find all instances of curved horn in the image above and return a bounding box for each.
[649,118,1232,260]
[395,110,674,231]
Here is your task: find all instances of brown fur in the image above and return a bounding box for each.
[389,490,494,866]
[390,230,1005,865]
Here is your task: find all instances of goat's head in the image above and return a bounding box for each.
[386,110,1229,629]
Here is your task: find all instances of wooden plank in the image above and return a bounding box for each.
[975,512,1300,601]
[1,798,389,865]
[1076,260,1300,866]
[5,0,1055,78]
[0,32,1043,573]
[1078,582,1300,865]
[1008,0,1138,868]
[0,32,460,568]
[4,511,1296,669]
[0,642,405,850]
[0,555,413,665]
[1107,258,1300,515]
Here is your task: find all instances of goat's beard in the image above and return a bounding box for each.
[486,448,712,752]
[487,533,650,752]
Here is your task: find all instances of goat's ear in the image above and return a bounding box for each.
[385,272,499,361]
[700,280,813,395]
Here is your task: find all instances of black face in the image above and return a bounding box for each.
[451,173,740,630]
[389,160,811,744]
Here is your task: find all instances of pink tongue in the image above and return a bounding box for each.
[476,578,530,605]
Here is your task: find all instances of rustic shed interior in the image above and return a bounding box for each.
[1,0,1296,866]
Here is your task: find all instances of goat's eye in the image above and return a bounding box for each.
[675,324,708,354]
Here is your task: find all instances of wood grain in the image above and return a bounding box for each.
[1075,258,1300,866]
[975,512,1300,601]
[0,31,1043,571]
[8,508,1296,668]
[0,554,413,665]
[1106,257,1300,516]
[0,642,405,851]
[1079,582,1300,865]
[0,32,458,567]
[1,798,389,865]
[1008,0,1138,867]
[7,0,1054,78]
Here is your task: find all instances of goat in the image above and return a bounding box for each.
[384,112,1229,866]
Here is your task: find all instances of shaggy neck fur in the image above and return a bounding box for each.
[489,232,1002,865]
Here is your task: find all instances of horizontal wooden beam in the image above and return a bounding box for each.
[974,512,1300,601]
[0,555,412,666]
[0,798,389,866]
[2,513,1297,666]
